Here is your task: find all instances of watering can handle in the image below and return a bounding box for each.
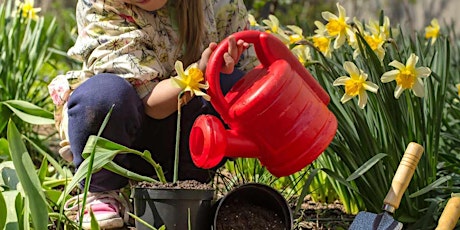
[206,30,330,116]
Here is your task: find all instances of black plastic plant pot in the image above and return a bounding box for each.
[132,187,215,230]
[213,183,293,230]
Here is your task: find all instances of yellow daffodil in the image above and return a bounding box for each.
[363,32,386,61]
[349,17,386,61]
[171,61,210,101]
[456,83,460,96]
[286,25,305,45]
[263,14,281,33]
[322,2,351,49]
[248,13,259,27]
[425,19,440,45]
[312,36,332,58]
[312,21,333,58]
[367,16,391,40]
[262,14,290,44]
[380,53,431,99]
[333,62,379,109]
[16,0,41,20]
[291,45,311,66]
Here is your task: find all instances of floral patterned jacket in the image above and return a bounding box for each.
[47,0,259,153]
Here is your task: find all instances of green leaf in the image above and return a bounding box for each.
[294,168,320,214]
[90,208,101,230]
[128,212,161,230]
[83,136,164,183]
[2,100,54,125]
[0,138,11,161]
[0,161,19,190]
[38,157,48,184]
[14,192,24,230]
[409,176,452,198]
[3,190,20,230]
[0,105,12,134]
[57,147,116,205]
[3,100,53,119]
[24,136,69,178]
[104,160,158,183]
[346,153,387,181]
[7,120,49,230]
[0,191,7,230]
[44,190,70,207]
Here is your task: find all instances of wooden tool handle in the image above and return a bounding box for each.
[435,196,460,230]
[383,142,424,212]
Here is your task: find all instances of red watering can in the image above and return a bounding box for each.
[189,30,337,177]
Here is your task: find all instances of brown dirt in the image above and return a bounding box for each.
[134,180,213,190]
[215,198,288,230]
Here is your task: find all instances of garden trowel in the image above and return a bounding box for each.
[435,195,460,230]
[349,142,424,230]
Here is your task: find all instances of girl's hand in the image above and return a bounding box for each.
[198,42,217,72]
[222,36,249,74]
[198,36,249,74]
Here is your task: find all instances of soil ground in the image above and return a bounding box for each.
[294,195,355,229]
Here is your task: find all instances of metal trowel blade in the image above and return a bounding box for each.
[349,211,402,230]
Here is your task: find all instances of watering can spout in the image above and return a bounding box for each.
[190,115,260,169]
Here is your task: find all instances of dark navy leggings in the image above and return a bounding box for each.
[67,71,244,192]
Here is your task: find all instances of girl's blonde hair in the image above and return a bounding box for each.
[175,0,204,66]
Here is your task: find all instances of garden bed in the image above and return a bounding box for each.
[121,195,354,229]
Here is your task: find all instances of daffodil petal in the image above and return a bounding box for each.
[334,33,346,49]
[412,80,425,97]
[262,19,273,28]
[340,94,354,104]
[333,76,350,86]
[195,91,211,101]
[268,14,279,25]
[314,21,326,32]
[198,83,209,90]
[171,76,186,89]
[343,62,359,76]
[406,53,418,68]
[175,61,185,77]
[185,63,199,72]
[287,25,303,35]
[364,81,379,93]
[337,3,346,19]
[381,70,399,83]
[322,11,337,21]
[376,47,385,61]
[416,67,431,77]
[389,60,405,70]
[358,91,368,109]
[394,85,405,99]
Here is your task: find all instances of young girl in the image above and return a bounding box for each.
[48,0,258,228]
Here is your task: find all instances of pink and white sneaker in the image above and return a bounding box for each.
[64,191,130,229]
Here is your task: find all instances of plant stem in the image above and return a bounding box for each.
[173,92,185,183]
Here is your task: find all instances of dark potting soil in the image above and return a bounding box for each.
[215,198,287,230]
[134,180,213,190]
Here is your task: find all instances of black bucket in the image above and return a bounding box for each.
[212,183,293,230]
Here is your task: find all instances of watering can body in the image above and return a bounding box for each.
[189,30,337,177]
